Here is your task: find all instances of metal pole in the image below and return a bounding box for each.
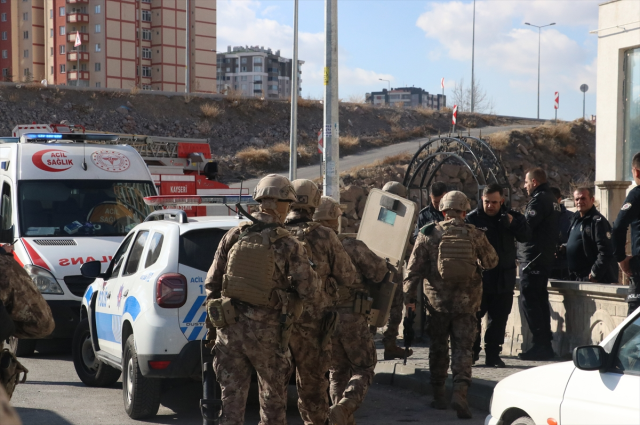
[323,0,339,201]
[583,92,586,120]
[537,27,541,119]
[289,0,299,181]
[470,0,475,113]
[185,0,190,93]
[76,44,79,87]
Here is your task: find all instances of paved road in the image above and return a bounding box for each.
[230,124,535,192]
[12,349,485,425]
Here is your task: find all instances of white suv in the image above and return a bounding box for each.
[71,209,245,419]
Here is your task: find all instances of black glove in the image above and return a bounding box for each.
[499,212,511,229]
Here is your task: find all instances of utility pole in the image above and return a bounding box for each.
[289,0,299,181]
[525,22,555,119]
[470,0,476,113]
[323,0,339,201]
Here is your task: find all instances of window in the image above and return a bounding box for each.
[1,69,8,77]
[95,82,100,88]
[254,57,262,64]
[50,66,53,74]
[60,64,65,73]
[94,62,100,71]
[624,47,640,181]
[95,24,100,33]
[23,50,28,58]
[80,26,87,33]
[179,229,226,272]
[241,76,247,81]
[95,43,101,52]
[59,45,65,54]
[1,51,6,59]
[142,29,151,40]
[123,231,149,276]
[59,26,65,36]
[0,183,13,243]
[59,7,65,16]
[109,234,134,279]
[254,66,262,73]
[142,66,151,77]
[226,67,230,72]
[23,12,28,21]
[142,48,151,59]
[225,76,230,81]
[614,314,640,373]
[144,233,164,268]
[1,32,5,41]
[23,31,28,39]
[141,10,151,22]
[23,68,29,76]
[241,58,247,64]
[80,63,87,71]
[241,84,247,90]
[253,75,262,82]
[50,47,53,56]
[254,84,262,90]
[50,28,53,38]
[1,13,6,22]
[95,5,100,14]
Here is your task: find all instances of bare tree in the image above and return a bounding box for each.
[452,78,495,114]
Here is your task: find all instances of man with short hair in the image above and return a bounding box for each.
[412,181,448,243]
[466,183,531,367]
[517,168,560,361]
[404,191,498,419]
[550,187,573,279]
[612,152,640,316]
[565,187,617,283]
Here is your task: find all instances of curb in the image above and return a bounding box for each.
[373,362,496,412]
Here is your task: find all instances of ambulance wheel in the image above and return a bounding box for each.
[72,318,121,387]
[15,339,36,357]
[123,334,161,419]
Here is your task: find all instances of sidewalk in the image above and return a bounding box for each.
[373,336,560,411]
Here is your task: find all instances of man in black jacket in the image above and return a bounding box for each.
[412,181,447,243]
[517,168,560,360]
[566,187,618,283]
[612,152,640,316]
[467,183,531,367]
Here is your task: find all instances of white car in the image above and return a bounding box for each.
[71,209,245,419]
[486,307,640,425]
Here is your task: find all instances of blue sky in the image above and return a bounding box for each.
[217,0,601,120]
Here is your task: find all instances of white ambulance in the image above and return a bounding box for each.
[0,132,157,355]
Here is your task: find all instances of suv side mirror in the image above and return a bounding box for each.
[573,345,607,371]
[203,162,218,181]
[80,260,103,279]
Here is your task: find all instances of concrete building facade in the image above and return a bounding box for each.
[367,87,446,109]
[593,0,640,222]
[216,45,303,99]
[0,0,216,93]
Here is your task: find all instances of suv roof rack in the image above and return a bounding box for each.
[144,209,189,224]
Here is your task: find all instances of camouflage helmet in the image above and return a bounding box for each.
[439,190,470,212]
[291,179,321,209]
[253,174,297,202]
[382,181,407,198]
[313,196,343,221]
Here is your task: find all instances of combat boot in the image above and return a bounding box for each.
[329,398,358,425]
[383,340,412,360]
[430,385,447,410]
[451,383,472,419]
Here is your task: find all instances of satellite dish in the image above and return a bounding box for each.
[580,84,589,93]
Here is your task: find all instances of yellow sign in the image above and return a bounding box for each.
[324,67,329,86]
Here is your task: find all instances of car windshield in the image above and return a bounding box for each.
[19,180,157,237]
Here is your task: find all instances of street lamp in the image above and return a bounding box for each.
[379,78,390,91]
[525,22,555,119]
[471,0,476,113]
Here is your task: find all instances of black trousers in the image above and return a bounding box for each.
[473,291,514,356]
[520,267,553,345]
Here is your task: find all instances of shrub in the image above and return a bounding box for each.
[200,102,223,118]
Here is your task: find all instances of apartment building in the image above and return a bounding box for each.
[367,87,446,109]
[0,0,216,93]
[216,45,302,99]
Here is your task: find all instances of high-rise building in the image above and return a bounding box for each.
[216,45,303,99]
[366,87,446,110]
[0,0,216,93]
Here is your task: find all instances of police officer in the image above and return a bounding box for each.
[380,181,414,361]
[612,153,640,315]
[285,180,356,425]
[466,183,531,368]
[565,187,617,283]
[412,181,448,243]
[404,191,498,419]
[204,174,317,425]
[313,196,385,425]
[517,168,560,361]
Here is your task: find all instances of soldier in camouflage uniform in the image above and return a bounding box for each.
[404,191,498,419]
[0,245,55,401]
[204,175,317,425]
[380,181,413,361]
[285,180,356,425]
[314,196,387,425]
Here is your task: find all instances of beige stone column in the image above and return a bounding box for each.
[595,181,631,223]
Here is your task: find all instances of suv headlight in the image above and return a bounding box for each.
[24,265,64,294]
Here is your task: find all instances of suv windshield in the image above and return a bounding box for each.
[19,180,156,237]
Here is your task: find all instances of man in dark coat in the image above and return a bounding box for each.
[412,181,448,243]
[466,183,531,367]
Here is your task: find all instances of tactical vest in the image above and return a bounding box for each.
[221,223,290,308]
[287,221,330,273]
[437,223,477,282]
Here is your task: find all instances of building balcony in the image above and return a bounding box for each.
[67,0,89,3]
[67,51,89,61]
[67,70,90,81]
[67,32,89,43]
[67,13,89,23]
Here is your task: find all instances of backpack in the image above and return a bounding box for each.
[437,224,478,282]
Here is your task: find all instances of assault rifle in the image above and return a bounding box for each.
[402,306,416,366]
[522,253,541,273]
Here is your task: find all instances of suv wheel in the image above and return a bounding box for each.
[123,334,161,419]
[512,416,535,425]
[72,318,121,387]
